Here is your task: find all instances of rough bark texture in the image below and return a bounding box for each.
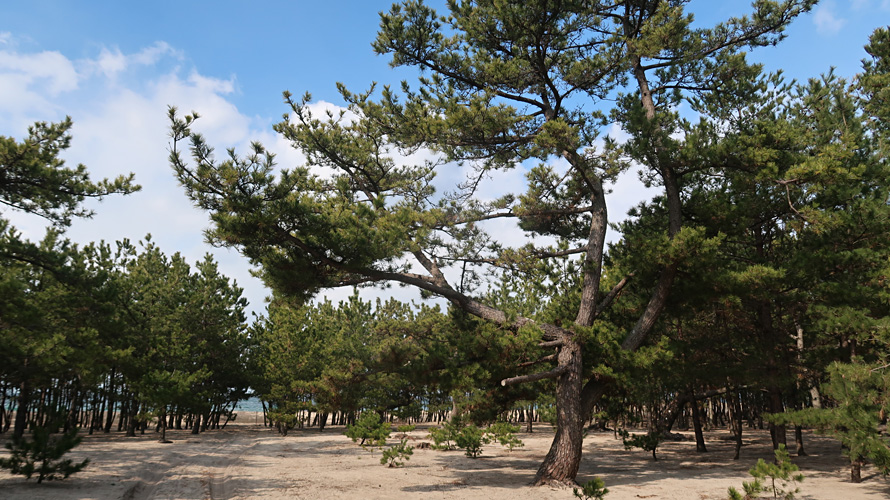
[533,338,583,486]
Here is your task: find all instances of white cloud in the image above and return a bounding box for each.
[95,48,128,78]
[0,33,12,46]
[0,49,78,94]
[813,1,847,35]
[0,39,273,315]
[83,42,180,81]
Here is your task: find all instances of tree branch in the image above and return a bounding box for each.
[501,365,568,387]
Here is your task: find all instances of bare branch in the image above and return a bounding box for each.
[501,365,569,387]
[594,273,633,317]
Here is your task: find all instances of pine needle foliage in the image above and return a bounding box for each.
[0,422,90,483]
[345,411,391,448]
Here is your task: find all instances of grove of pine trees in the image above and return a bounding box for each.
[0,118,254,455]
[3,0,889,491]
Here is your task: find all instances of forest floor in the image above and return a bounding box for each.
[1,413,888,499]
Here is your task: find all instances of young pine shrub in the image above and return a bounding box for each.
[727,444,804,500]
[0,422,90,483]
[486,421,524,451]
[380,438,414,467]
[428,421,460,451]
[573,477,609,499]
[455,424,485,458]
[345,412,390,449]
[618,429,662,461]
[395,423,416,439]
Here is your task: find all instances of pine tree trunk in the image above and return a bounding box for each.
[533,339,583,486]
[104,368,117,433]
[690,393,707,453]
[732,391,743,460]
[852,457,863,483]
[126,400,138,437]
[159,408,171,443]
[768,387,787,449]
[794,425,806,456]
[526,406,533,433]
[13,379,29,439]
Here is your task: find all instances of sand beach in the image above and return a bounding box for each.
[1,413,887,499]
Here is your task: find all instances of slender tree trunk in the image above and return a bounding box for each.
[794,425,806,456]
[158,407,170,443]
[192,413,201,434]
[732,390,743,460]
[13,379,29,439]
[104,368,117,433]
[851,456,863,483]
[767,387,786,449]
[689,392,707,453]
[126,400,138,437]
[526,406,533,433]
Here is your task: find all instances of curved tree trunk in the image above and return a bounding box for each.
[534,339,583,486]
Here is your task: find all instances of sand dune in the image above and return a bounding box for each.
[1,414,887,499]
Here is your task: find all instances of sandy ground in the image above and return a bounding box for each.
[1,413,888,499]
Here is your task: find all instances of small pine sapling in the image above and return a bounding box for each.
[456,424,485,458]
[345,412,390,450]
[380,438,414,467]
[768,361,890,483]
[618,429,662,461]
[0,423,90,483]
[486,421,524,451]
[428,421,460,451]
[395,423,416,439]
[573,477,609,500]
[727,444,804,500]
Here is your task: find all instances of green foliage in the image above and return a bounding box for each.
[345,412,390,448]
[456,424,485,458]
[573,477,609,500]
[0,423,90,483]
[0,117,139,226]
[396,424,416,436]
[728,445,803,500]
[768,362,890,477]
[486,421,524,451]
[618,429,662,461]
[428,422,460,451]
[380,438,414,467]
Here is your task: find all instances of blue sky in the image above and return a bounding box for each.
[1,1,888,316]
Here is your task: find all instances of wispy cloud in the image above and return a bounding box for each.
[813,1,847,35]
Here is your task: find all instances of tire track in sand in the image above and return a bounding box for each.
[121,427,264,500]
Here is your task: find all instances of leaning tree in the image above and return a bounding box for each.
[169,0,814,485]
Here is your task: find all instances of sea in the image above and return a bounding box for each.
[233,396,264,413]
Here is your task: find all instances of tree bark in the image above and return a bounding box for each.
[13,379,29,440]
[731,390,744,460]
[767,387,787,449]
[533,338,583,486]
[851,457,863,483]
[689,392,708,453]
